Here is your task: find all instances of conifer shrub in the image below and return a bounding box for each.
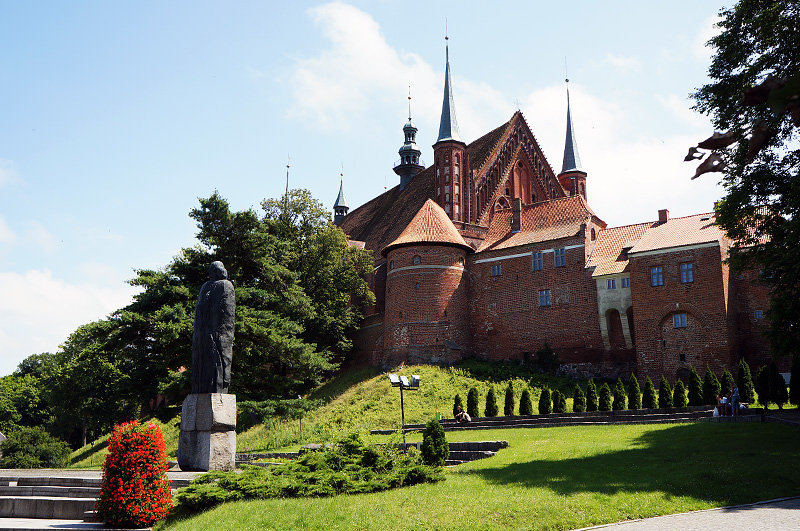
[720,369,735,396]
[688,366,704,406]
[552,390,567,413]
[519,389,533,415]
[643,377,657,409]
[484,387,499,417]
[452,394,464,418]
[97,421,172,528]
[627,374,642,409]
[573,385,586,412]
[702,364,722,405]
[421,419,448,466]
[504,383,515,416]
[790,354,800,407]
[538,388,552,415]
[658,376,673,409]
[612,378,627,411]
[673,380,688,407]
[598,383,612,411]
[768,362,788,409]
[756,365,770,407]
[737,359,756,404]
[466,387,480,418]
[586,379,598,412]
[0,426,70,469]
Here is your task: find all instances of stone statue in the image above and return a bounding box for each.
[191,261,235,394]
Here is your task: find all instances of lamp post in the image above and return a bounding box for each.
[387,374,420,444]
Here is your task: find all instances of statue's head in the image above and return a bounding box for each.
[208,261,228,280]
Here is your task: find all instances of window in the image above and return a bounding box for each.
[651,266,664,286]
[491,264,502,277]
[415,282,420,290]
[532,252,543,271]
[607,279,617,289]
[680,262,694,283]
[413,255,421,265]
[755,310,763,319]
[389,260,394,270]
[554,248,566,267]
[458,257,464,266]
[539,289,551,307]
[673,313,687,328]
[621,277,630,288]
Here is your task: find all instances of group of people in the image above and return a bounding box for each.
[454,405,472,423]
[715,386,741,416]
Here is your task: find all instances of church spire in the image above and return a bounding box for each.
[561,81,583,173]
[394,86,424,190]
[436,34,462,144]
[333,170,349,225]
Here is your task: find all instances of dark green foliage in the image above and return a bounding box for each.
[658,376,673,409]
[173,433,443,514]
[533,343,560,373]
[237,398,322,433]
[421,420,448,466]
[538,388,552,415]
[612,379,627,411]
[737,359,756,403]
[503,383,514,416]
[720,369,735,396]
[552,390,566,414]
[466,387,480,418]
[688,366,704,406]
[586,379,598,412]
[768,362,788,409]
[756,365,770,407]
[643,377,657,409]
[484,387,499,417]
[519,389,533,416]
[791,354,800,407]
[673,380,688,407]
[572,385,586,412]
[598,383,612,412]
[627,374,642,410]
[703,365,722,405]
[0,426,70,469]
[453,394,464,418]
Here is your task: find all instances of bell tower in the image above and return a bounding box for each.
[393,88,424,191]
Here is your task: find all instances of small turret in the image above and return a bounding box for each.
[393,88,424,190]
[333,178,349,225]
[557,79,588,200]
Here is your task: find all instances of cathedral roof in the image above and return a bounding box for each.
[586,221,656,277]
[477,195,602,252]
[628,212,722,254]
[381,199,471,256]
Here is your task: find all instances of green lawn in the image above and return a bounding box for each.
[157,421,800,530]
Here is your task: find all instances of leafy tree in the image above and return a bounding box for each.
[534,343,560,373]
[673,380,688,407]
[0,373,48,435]
[643,377,657,409]
[658,376,673,409]
[720,369,735,396]
[790,354,800,407]
[519,389,533,416]
[737,359,757,403]
[420,419,448,467]
[466,387,480,418]
[484,387,499,417]
[573,385,586,413]
[612,378,627,411]
[552,390,566,414]
[769,361,789,409]
[756,365,771,407]
[598,384,612,412]
[0,426,70,469]
[503,383,515,416]
[627,374,642,410]
[688,366,704,406]
[452,394,464,418]
[703,365,722,405]
[538,388,552,415]
[691,0,800,358]
[586,379,598,412]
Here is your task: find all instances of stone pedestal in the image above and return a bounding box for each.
[178,393,236,471]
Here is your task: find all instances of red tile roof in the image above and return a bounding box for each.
[381,199,471,256]
[629,212,723,254]
[587,222,655,277]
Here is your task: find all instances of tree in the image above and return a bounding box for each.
[484,387,499,417]
[573,385,586,412]
[658,376,673,409]
[720,369,736,396]
[691,0,800,358]
[627,374,642,410]
[673,380,688,407]
[643,377,658,409]
[0,426,71,469]
[519,389,533,416]
[768,361,789,409]
[703,365,722,405]
[737,359,757,403]
[503,383,515,416]
[452,394,464,418]
[612,378,627,411]
[538,388,552,415]
[552,390,567,414]
[598,384,612,412]
[756,365,771,407]
[466,387,480,418]
[688,366,704,406]
[586,379,598,412]
[790,354,800,407]
[420,419,448,466]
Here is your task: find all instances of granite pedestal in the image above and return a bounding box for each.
[178,393,236,471]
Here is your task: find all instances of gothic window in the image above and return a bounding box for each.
[389,260,394,270]
[455,154,459,164]
[591,228,596,241]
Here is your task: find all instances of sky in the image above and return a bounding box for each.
[0,1,731,376]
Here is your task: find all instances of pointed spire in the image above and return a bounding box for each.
[334,178,348,209]
[561,80,583,173]
[333,168,349,225]
[436,33,462,144]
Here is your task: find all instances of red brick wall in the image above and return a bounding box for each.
[731,267,775,369]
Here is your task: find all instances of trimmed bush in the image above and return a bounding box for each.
[702,364,721,405]
[539,388,552,415]
[421,419,448,466]
[534,343,560,373]
[737,359,756,404]
[484,387,499,417]
[643,377,657,409]
[467,387,480,418]
[688,366,703,406]
[599,383,612,411]
[627,374,642,410]
[586,379,598,412]
[519,389,533,416]
[791,354,800,407]
[552,390,566,413]
[97,421,172,528]
[612,378,627,411]
[756,365,770,407]
[573,385,586,412]
[0,426,70,469]
[453,394,464,418]
[504,383,515,416]
[658,376,673,408]
[720,369,735,396]
[769,362,788,409]
[673,380,688,407]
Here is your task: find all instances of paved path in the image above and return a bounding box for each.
[576,497,800,530]
[0,518,148,530]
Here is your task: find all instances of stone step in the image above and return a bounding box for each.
[448,450,495,461]
[448,440,508,452]
[14,477,101,489]
[0,486,100,498]
[0,495,97,519]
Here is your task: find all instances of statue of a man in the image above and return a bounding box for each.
[191,261,235,394]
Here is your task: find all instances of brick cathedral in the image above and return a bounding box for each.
[333,42,773,383]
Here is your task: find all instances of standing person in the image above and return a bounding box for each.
[731,385,740,417]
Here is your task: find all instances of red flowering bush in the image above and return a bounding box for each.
[96,421,173,528]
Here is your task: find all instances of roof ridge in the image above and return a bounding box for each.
[600,220,658,231]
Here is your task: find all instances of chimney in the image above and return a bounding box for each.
[511,198,522,233]
[658,209,670,224]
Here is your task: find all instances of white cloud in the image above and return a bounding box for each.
[657,93,711,130]
[694,14,723,61]
[0,217,15,244]
[605,53,642,72]
[26,221,59,253]
[0,269,139,376]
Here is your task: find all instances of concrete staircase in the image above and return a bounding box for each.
[445,440,508,466]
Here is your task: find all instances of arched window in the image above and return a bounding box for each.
[413,255,421,265]
[389,260,394,270]
[591,228,596,241]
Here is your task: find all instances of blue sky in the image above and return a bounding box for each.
[0,1,730,375]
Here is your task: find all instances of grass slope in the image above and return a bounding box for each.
[158,422,800,530]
